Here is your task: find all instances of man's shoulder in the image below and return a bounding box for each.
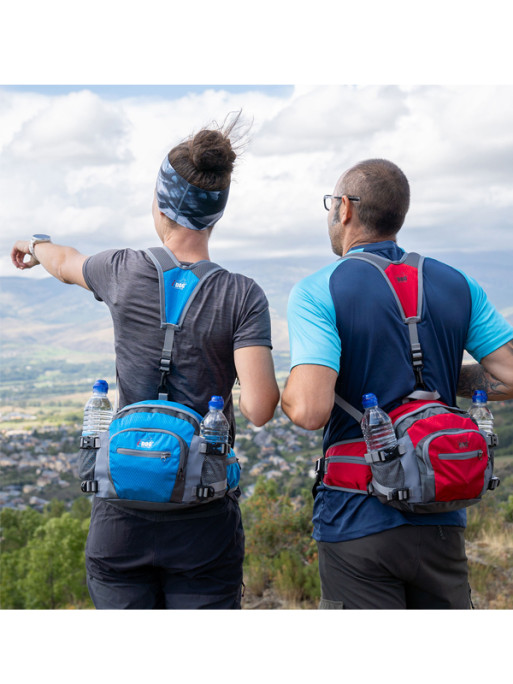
[292,260,342,293]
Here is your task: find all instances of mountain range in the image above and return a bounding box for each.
[1,251,512,371]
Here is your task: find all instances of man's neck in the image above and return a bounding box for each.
[342,229,397,256]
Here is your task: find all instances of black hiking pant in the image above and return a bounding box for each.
[86,494,244,609]
[317,524,471,609]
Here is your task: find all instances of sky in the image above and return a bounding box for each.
[1,83,513,278]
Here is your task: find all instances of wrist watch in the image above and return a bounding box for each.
[28,234,52,262]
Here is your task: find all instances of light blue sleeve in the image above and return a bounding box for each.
[458,270,513,362]
[287,262,341,371]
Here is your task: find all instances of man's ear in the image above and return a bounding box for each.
[339,195,354,225]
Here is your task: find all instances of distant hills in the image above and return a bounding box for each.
[1,251,511,370]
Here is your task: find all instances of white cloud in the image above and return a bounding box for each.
[1,84,513,279]
[4,90,131,165]
[252,85,408,155]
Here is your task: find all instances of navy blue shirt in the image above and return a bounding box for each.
[288,241,513,542]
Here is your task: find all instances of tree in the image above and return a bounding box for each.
[43,498,66,520]
[70,496,92,521]
[22,513,91,609]
[0,507,42,553]
[0,508,92,609]
[241,478,320,604]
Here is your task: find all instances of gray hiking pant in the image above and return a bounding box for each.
[318,525,471,609]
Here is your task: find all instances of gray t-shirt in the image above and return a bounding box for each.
[83,248,272,443]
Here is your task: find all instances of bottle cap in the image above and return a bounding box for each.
[208,395,224,410]
[362,393,378,409]
[93,379,109,394]
[472,389,488,403]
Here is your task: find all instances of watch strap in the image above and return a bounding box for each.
[29,235,51,260]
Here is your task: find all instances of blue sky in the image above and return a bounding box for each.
[3,85,294,99]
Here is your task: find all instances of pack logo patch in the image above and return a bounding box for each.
[137,439,155,449]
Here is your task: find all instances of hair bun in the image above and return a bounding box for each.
[191,130,236,175]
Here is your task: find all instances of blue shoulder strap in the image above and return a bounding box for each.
[145,246,223,400]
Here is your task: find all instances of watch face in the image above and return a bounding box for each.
[32,234,51,240]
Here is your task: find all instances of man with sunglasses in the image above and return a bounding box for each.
[282,158,513,609]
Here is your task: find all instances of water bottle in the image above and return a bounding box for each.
[361,393,398,457]
[469,390,494,435]
[198,396,230,497]
[82,379,113,436]
[200,395,229,454]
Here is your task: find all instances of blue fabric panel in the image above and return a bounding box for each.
[312,488,466,542]
[162,267,200,325]
[287,260,341,371]
[109,429,183,502]
[110,400,202,445]
[456,270,513,362]
[227,459,241,490]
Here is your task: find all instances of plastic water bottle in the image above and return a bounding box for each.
[200,395,229,455]
[361,393,398,456]
[469,390,494,435]
[82,379,113,436]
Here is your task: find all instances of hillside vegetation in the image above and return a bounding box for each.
[1,456,512,610]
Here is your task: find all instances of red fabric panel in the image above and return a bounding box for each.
[325,441,370,491]
[326,442,367,458]
[428,431,487,501]
[406,413,474,448]
[389,400,444,423]
[385,263,418,318]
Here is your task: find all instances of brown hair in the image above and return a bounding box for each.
[342,159,410,236]
[168,111,245,191]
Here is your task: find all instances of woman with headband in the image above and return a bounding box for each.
[11,113,280,609]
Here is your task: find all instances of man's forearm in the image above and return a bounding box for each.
[457,362,511,399]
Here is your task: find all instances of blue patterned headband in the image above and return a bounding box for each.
[156,156,230,231]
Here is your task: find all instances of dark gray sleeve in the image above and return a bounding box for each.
[233,280,273,350]
[82,249,122,304]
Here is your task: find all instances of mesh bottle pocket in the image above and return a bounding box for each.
[370,457,406,489]
[78,447,97,480]
[200,452,227,487]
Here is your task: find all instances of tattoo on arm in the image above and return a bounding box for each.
[457,341,513,400]
[457,362,510,399]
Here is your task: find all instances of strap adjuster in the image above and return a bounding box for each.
[80,435,100,449]
[411,343,424,367]
[386,487,409,502]
[196,485,215,499]
[487,477,500,491]
[81,480,98,493]
[200,441,228,456]
[365,443,405,464]
[487,433,499,448]
[159,358,171,373]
